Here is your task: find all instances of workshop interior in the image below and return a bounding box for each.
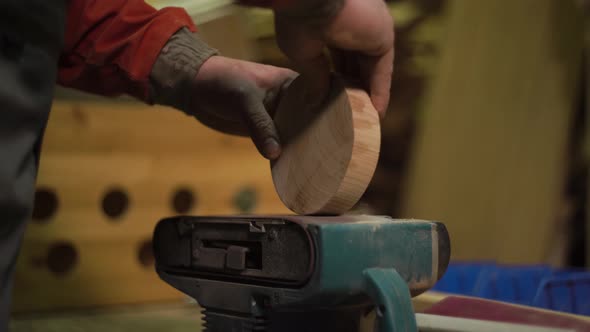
[8,0,590,331]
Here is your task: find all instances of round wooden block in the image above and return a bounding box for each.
[271,75,381,215]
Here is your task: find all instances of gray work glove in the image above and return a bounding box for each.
[150,28,296,160]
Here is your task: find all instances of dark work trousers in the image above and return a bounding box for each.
[0,1,66,330]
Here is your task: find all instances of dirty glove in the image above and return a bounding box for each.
[150,28,296,160]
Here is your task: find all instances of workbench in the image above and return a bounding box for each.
[11,293,444,331]
[12,293,590,331]
[11,302,202,332]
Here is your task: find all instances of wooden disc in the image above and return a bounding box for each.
[271,75,381,215]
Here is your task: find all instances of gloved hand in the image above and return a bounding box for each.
[274,0,394,117]
[188,56,296,160]
[150,28,296,160]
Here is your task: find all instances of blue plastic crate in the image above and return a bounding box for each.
[432,262,495,295]
[472,265,553,306]
[532,273,590,316]
[433,263,590,315]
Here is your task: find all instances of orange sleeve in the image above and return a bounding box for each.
[58,0,196,102]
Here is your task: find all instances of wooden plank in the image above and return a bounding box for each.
[35,154,286,213]
[13,238,184,311]
[14,100,289,312]
[402,0,584,263]
[413,291,449,313]
[43,102,256,155]
[11,302,202,332]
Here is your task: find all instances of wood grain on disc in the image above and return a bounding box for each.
[271,75,380,215]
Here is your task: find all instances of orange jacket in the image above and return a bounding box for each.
[57,0,290,101]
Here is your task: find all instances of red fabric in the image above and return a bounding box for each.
[58,0,196,102]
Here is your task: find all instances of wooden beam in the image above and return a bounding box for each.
[402,0,584,263]
[14,101,288,312]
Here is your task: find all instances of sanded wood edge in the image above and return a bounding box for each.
[317,88,381,214]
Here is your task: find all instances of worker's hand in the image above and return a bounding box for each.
[150,28,296,160]
[188,56,297,160]
[274,0,394,117]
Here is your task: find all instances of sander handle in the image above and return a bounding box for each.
[363,268,418,332]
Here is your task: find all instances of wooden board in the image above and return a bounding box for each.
[11,302,202,332]
[41,102,255,155]
[33,154,282,214]
[401,0,584,263]
[13,101,289,312]
[271,76,380,215]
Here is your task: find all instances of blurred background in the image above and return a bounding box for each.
[11,0,590,328]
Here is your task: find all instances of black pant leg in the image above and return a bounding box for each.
[0,1,66,329]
